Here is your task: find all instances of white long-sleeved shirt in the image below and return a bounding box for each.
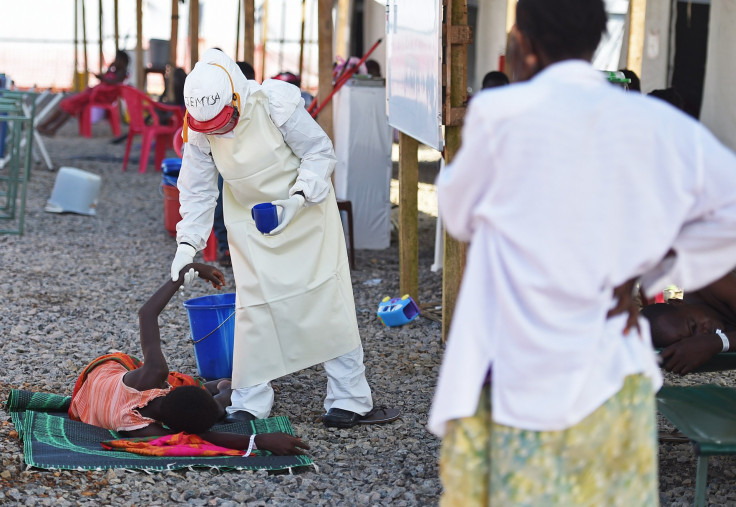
[428,60,736,436]
[176,49,336,250]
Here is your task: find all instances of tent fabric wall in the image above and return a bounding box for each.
[617,0,671,92]
[364,0,387,77]
[639,0,671,93]
[473,0,508,92]
[333,79,393,250]
[616,0,667,92]
[700,0,736,153]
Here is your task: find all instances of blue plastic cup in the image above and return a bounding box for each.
[251,202,279,234]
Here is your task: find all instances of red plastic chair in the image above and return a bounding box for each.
[78,84,122,138]
[119,85,184,173]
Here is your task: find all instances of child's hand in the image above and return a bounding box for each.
[181,263,225,289]
[254,433,310,455]
[660,334,723,375]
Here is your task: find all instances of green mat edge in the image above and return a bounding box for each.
[6,390,314,473]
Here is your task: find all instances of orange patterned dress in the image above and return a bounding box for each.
[68,353,205,432]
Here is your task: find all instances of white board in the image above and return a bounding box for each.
[385,0,444,151]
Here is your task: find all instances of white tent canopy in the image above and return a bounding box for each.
[700,0,736,152]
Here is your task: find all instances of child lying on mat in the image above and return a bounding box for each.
[641,271,736,375]
[69,263,309,456]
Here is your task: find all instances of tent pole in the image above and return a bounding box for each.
[82,0,89,85]
[136,0,144,90]
[316,0,333,140]
[114,0,119,52]
[98,0,104,74]
[336,0,349,60]
[244,0,255,65]
[167,0,179,101]
[442,0,471,341]
[399,133,419,301]
[190,0,200,67]
[74,0,79,90]
[627,0,648,77]
[235,0,242,60]
[260,0,269,81]
[299,0,306,77]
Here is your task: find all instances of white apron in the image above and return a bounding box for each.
[208,90,361,388]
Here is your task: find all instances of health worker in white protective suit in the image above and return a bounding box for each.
[170,49,400,428]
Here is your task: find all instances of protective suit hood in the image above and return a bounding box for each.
[184,49,254,122]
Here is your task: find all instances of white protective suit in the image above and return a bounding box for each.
[177,49,371,417]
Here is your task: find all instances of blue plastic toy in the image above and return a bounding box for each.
[377,295,421,327]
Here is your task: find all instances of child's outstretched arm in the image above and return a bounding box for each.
[124,263,225,391]
[199,431,311,456]
[123,423,310,456]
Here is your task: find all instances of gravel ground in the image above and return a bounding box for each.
[1,120,735,506]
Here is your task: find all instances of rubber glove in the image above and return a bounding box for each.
[269,193,305,235]
[171,243,197,288]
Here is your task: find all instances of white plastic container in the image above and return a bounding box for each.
[45,167,101,216]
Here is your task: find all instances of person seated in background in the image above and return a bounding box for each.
[648,88,687,112]
[271,71,314,109]
[68,262,309,456]
[38,50,130,137]
[618,68,641,92]
[481,70,510,89]
[364,59,382,78]
[641,271,736,375]
[154,66,187,124]
[159,66,187,106]
[236,61,256,81]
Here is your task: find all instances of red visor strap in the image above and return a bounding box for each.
[186,105,238,134]
[186,63,242,135]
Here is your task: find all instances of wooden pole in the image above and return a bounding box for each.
[244,0,255,65]
[82,0,89,83]
[167,0,179,101]
[442,0,470,341]
[114,0,119,52]
[235,0,242,60]
[317,0,333,140]
[399,132,419,300]
[260,0,269,81]
[278,0,286,70]
[627,0,647,77]
[190,0,200,67]
[98,0,104,74]
[136,0,144,90]
[298,0,306,77]
[506,0,516,32]
[336,0,350,60]
[74,0,79,90]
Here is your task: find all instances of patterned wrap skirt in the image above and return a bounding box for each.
[439,374,659,507]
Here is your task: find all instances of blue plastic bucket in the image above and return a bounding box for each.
[161,157,182,177]
[162,173,178,188]
[183,293,236,380]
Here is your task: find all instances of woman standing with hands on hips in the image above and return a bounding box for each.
[429,0,736,504]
